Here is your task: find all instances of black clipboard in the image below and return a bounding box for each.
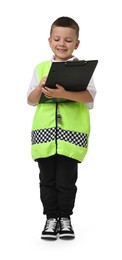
[39,60,98,103]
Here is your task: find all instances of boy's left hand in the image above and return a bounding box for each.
[42,84,65,99]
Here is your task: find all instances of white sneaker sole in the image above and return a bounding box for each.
[41,234,58,240]
[59,233,75,239]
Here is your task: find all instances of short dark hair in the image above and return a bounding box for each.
[50,16,79,39]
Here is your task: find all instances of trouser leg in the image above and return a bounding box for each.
[56,155,78,218]
[37,156,58,218]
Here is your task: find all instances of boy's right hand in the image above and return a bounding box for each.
[37,76,47,91]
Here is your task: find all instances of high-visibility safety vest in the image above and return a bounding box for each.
[31,61,90,162]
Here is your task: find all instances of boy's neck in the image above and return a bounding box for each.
[53,55,74,62]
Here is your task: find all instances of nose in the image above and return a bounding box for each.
[58,39,65,46]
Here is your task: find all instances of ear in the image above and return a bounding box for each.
[48,37,52,47]
[74,40,80,50]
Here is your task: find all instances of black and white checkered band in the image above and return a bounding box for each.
[31,127,56,144]
[31,127,88,148]
[57,127,88,148]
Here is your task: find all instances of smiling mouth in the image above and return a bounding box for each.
[57,48,67,53]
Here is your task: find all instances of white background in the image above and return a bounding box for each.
[0,0,122,259]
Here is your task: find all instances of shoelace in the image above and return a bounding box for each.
[60,218,71,231]
[45,218,57,232]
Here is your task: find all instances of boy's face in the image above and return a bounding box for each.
[48,26,80,61]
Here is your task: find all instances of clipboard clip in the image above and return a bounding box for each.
[65,60,87,67]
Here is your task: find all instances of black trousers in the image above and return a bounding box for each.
[37,154,78,219]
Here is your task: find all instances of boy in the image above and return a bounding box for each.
[27,16,96,240]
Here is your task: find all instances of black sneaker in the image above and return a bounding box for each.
[41,218,58,240]
[59,217,75,239]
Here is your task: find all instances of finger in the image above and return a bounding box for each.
[56,84,63,90]
[42,87,48,94]
[44,87,52,92]
[45,95,52,99]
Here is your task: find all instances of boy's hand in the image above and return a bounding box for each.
[42,84,66,99]
[37,77,47,91]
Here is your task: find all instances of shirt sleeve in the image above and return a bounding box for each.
[27,68,39,96]
[27,67,39,105]
[85,77,97,109]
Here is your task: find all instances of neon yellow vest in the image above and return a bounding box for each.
[31,61,90,162]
